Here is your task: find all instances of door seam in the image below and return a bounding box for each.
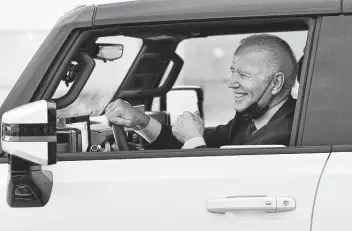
[309,148,331,231]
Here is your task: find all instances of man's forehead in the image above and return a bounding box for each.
[232,50,272,67]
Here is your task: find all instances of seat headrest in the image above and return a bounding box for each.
[297,55,304,83]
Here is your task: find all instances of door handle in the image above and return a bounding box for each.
[206,196,296,214]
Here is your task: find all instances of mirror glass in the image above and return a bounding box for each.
[96,43,124,61]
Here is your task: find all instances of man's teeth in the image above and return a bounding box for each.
[234,93,246,98]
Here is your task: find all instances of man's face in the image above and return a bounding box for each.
[229,49,274,112]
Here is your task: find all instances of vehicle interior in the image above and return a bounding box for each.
[50,18,310,153]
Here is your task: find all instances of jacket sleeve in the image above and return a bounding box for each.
[143,124,183,150]
[202,119,233,148]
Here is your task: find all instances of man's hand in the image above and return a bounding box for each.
[105,99,150,129]
[172,111,204,143]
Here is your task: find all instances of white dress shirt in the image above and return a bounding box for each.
[134,98,288,149]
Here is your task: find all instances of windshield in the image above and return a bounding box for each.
[54,35,143,117]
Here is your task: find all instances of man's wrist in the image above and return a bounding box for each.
[133,117,162,143]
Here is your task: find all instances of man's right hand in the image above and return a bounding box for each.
[172,111,204,144]
[105,99,150,130]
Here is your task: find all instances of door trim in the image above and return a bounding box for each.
[57,145,332,162]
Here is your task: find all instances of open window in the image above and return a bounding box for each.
[46,17,313,153]
[152,31,307,127]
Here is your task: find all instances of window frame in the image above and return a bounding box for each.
[0,16,320,164]
[290,17,321,146]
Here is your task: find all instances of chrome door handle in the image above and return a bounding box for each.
[206,196,296,214]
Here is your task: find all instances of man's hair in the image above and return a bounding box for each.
[235,34,298,96]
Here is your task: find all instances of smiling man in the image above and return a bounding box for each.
[106,34,298,149]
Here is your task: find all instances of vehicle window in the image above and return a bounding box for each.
[173,31,307,127]
[144,29,310,151]
[53,35,143,117]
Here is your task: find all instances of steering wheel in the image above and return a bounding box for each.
[111,124,130,151]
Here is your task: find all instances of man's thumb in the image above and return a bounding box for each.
[110,117,131,127]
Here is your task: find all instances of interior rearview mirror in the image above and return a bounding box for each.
[1,100,57,165]
[161,86,204,125]
[95,43,124,61]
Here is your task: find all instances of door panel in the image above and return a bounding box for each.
[311,151,352,231]
[0,152,329,230]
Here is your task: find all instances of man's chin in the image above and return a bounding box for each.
[234,105,249,113]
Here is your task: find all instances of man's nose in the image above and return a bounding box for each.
[229,75,241,88]
[229,81,240,89]
[229,72,241,88]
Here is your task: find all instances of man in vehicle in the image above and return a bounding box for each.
[105,34,298,149]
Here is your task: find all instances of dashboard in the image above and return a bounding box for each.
[56,111,170,153]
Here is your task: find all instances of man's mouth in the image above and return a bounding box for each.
[234,93,247,99]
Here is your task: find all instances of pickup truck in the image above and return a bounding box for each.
[0,0,351,230]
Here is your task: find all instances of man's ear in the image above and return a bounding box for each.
[271,72,285,95]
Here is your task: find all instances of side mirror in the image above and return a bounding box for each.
[1,100,57,165]
[161,86,204,125]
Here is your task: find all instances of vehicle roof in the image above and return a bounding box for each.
[94,0,341,26]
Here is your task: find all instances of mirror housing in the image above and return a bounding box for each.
[1,100,57,165]
[160,86,204,125]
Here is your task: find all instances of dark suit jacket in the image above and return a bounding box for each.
[145,96,296,149]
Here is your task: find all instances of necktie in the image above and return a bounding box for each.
[243,120,256,142]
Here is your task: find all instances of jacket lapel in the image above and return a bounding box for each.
[268,96,296,123]
[245,96,296,144]
[228,95,297,145]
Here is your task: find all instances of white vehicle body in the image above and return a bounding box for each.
[0,152,332,231]
[1,0,352,230]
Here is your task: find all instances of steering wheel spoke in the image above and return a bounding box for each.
[111,124,130,151]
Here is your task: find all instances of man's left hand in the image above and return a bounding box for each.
[172,111,204,143]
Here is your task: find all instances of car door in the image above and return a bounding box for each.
[0,147,329,231]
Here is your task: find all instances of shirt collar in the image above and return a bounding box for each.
[253,97,288,130]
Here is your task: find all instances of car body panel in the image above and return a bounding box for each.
[53,5,94,30]
[94,0,340,26]
[342,0,352,13]
[311,151,352,231]
[300,16,352,146]
[0,153,329,230]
